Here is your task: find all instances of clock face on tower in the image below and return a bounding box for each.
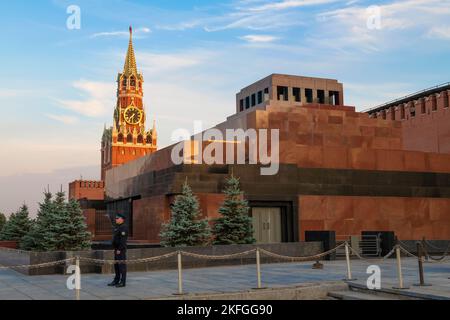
[124,106,143,125]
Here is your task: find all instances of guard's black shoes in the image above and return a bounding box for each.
[115,282,126,288]
[108,281,119,287]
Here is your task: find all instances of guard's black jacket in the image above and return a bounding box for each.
[112,224,128,251]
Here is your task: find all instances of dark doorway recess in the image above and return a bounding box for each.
[248,201,295,242]
[106,195,141,238]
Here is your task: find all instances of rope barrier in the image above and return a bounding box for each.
[180,249,256,260]
[396,240,450,262]
[79,251,178,265]
[398,245,419,258]
[397,239,414,249]
[422,244,450,262]
[0,258,75,270]
[421,248,450,264]
[423,240,450,252]
[1,243,449,270]
[348,244,397,263]
[0,244,344,269]
[258,242,346,262]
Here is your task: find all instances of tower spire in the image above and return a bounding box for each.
[123,25,138,76]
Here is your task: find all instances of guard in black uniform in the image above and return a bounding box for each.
[108,213,128,287]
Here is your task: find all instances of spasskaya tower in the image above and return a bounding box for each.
[101,26,157,181]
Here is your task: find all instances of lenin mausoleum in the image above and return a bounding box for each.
[69,27,450,245]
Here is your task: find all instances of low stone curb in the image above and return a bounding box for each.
[150,281,348,300]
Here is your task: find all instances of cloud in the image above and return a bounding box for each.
[155,21,202,31]
[137,50,214,75]
[427,26,450,39]
[55,80,115,117]
[45,114,79,124]
[0,89,32,98]
[316,0,450,51]
[248,0,340,12]
[91,27,151,38]
[240,34,279,43]
[155,0,337,33]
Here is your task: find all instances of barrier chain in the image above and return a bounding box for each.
[180,249,256,260]
[422,239,450,252]
[79,251,178,265]
[258,242,346,262]
[0,258,75,270]
[348,244,397,263]
[422,244,450,262]
[398,245,418,259]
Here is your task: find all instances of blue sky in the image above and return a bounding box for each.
[1,0,450,215]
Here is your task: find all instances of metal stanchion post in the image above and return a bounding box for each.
[393,245,409,290]
[344,242,356,281]
[414,242,431,287]
[75,256,80,301]
[256,248,262,289]
[253,248,266,290]
[422,236,429,262]
[173,251,184,295]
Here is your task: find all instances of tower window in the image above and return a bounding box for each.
[257,91,263,104]
[130,77,136,87]
[317,90,325,104]
[264,88,269,101]
[137,135,143,144]
[245,96,250,109]
[239,99,244,112]
[293,87,301,102]
[251,94,256,107]
[127,133,133,143]
[305,88,313,103]
[277,86,288,101]
[329,91,340,105]
[122,77,127,88]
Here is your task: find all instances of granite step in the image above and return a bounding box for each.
[328,290,393,300]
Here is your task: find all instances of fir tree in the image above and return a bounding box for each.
[0,212,6,233]
[0,205,33,241]
[20,190,91,251]
[44,190,71,251]
[65,199,91,250]
[160,180,211,247]
[20,191,55,251]
[212,175,255,245]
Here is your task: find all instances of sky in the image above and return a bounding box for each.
[1,0,450,216]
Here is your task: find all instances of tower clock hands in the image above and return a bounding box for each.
[124,106,142,125]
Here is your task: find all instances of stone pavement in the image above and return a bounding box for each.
[0,257,449,300]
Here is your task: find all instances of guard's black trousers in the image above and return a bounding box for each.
[114,249,127,284]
